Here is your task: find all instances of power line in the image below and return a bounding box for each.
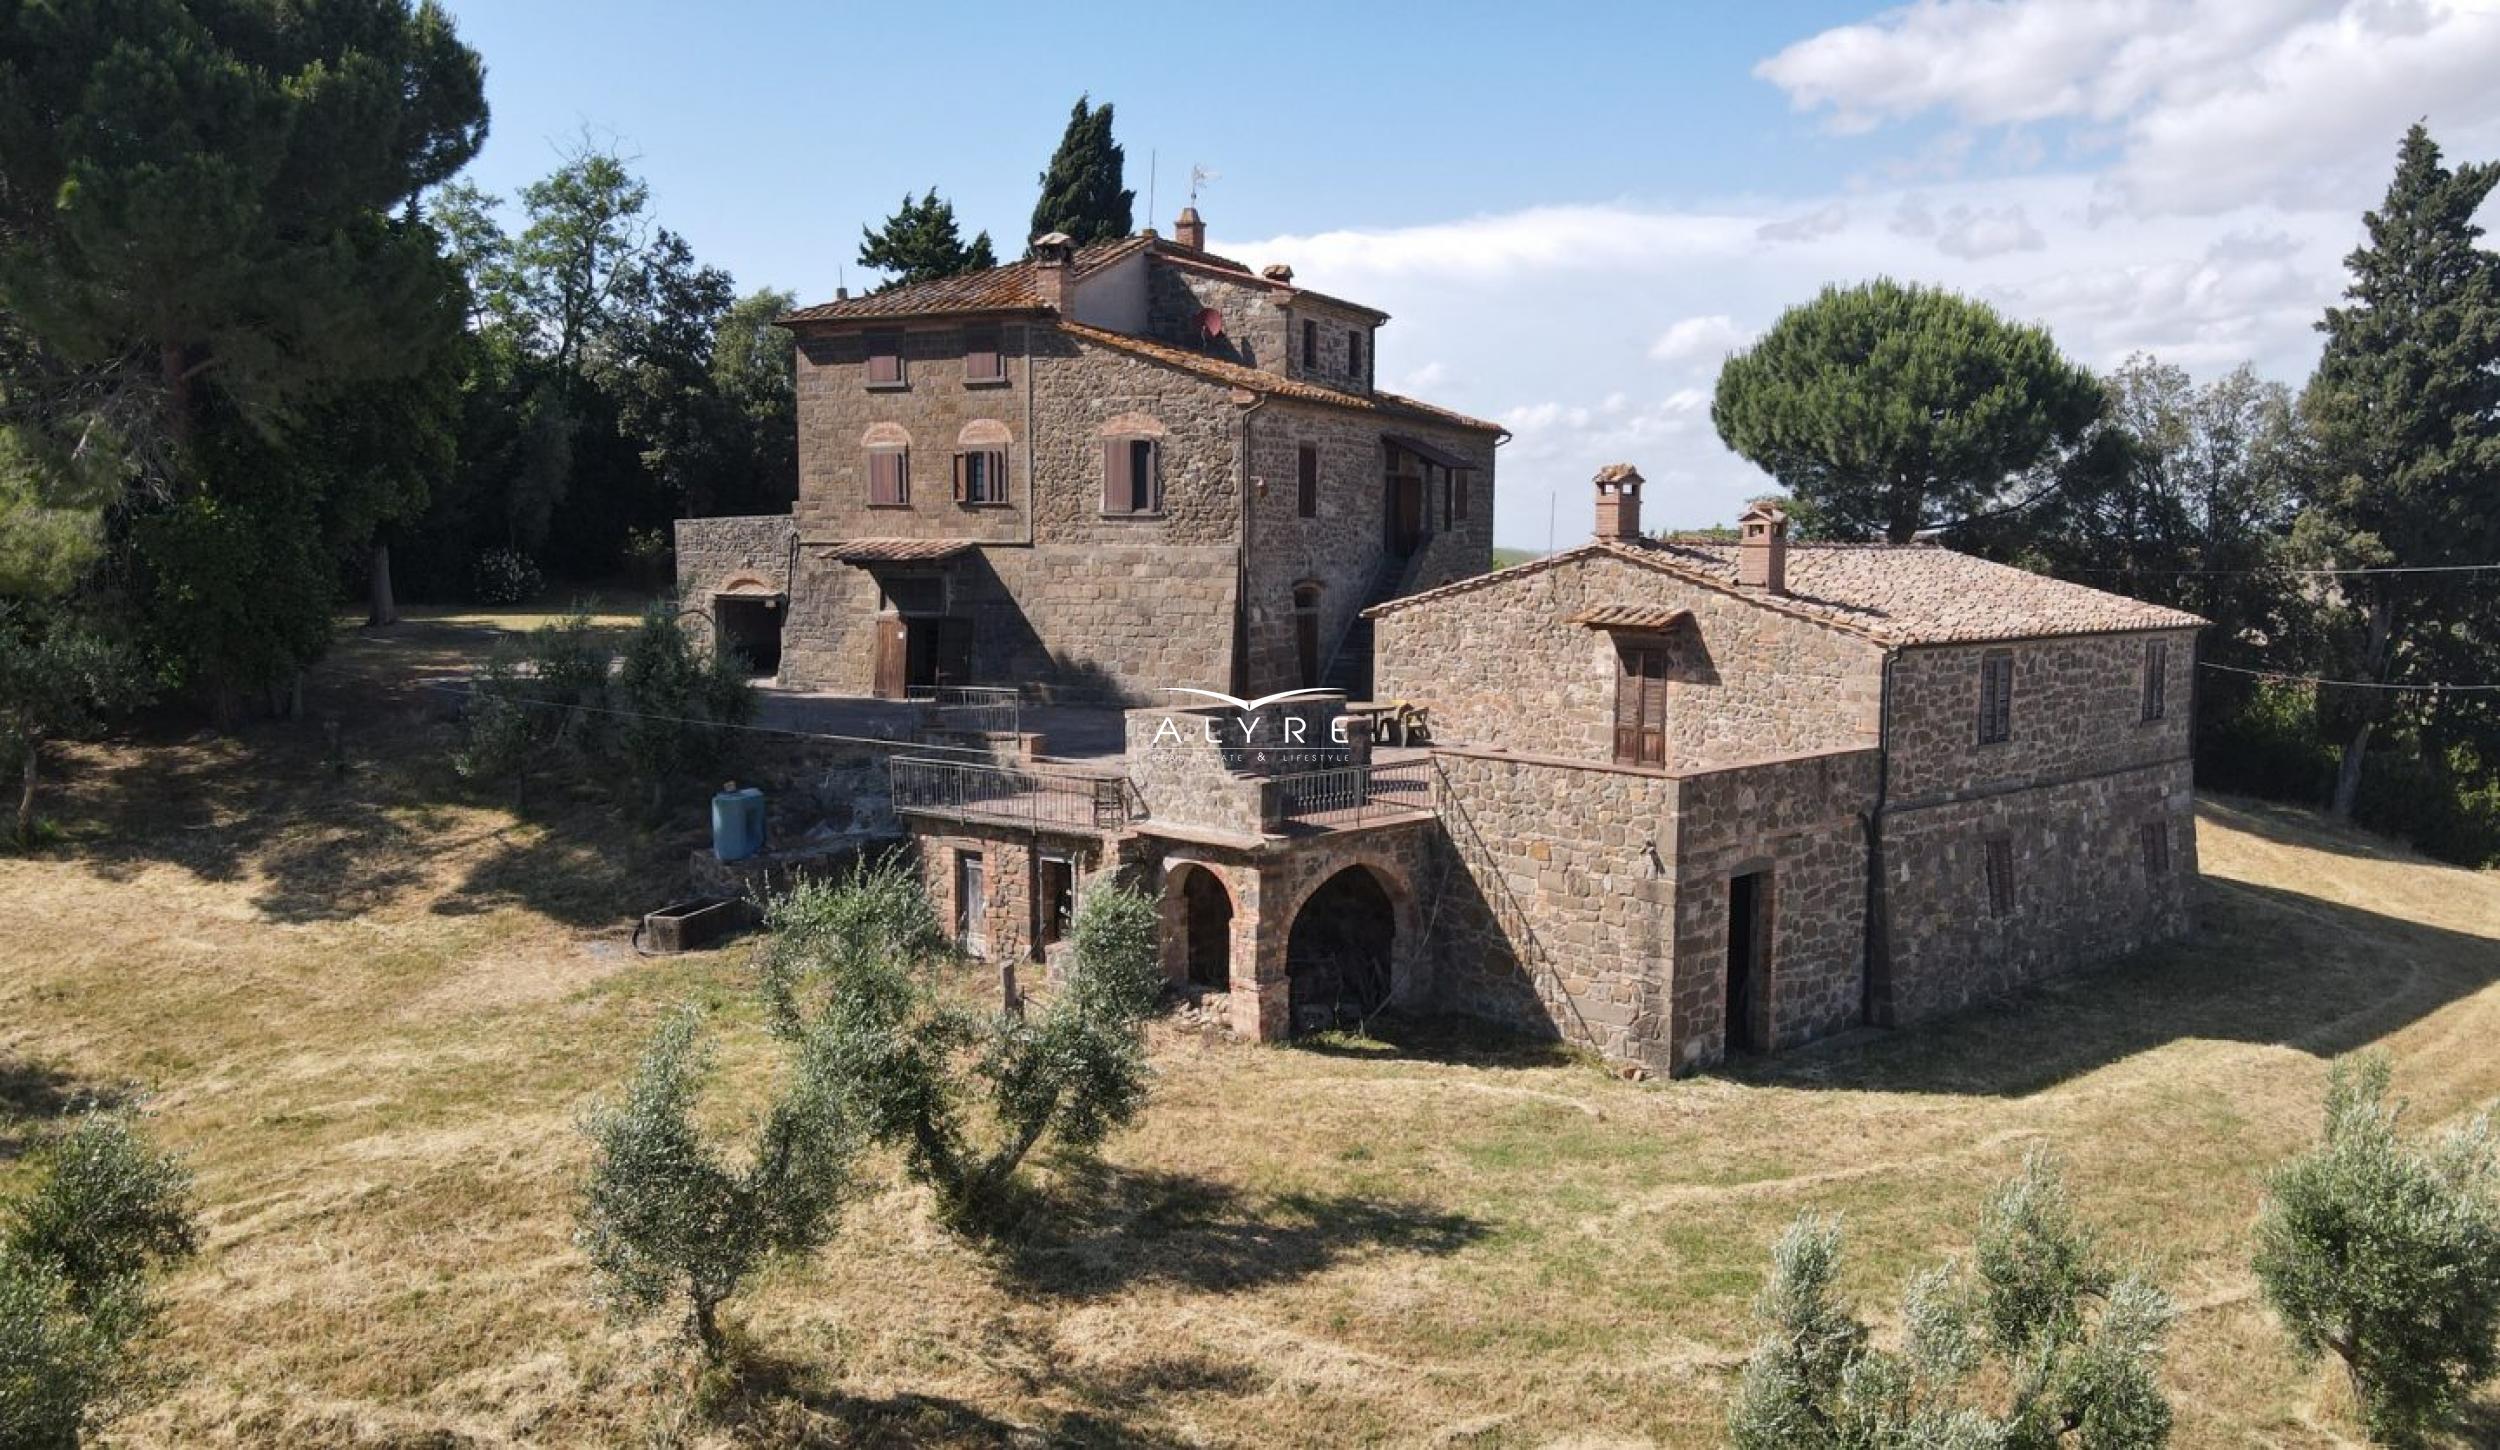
[2200,661,2500,693]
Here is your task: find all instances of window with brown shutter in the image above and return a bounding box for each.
[867,448,909,506]
[2141,820,2170,876]
[865,333,904,387]
[1977,649,2014,745]
[2141,639,2169,722]
[953,449,1006,505]
[1296,444,1318,518]
[962,326,1003,384]
[1101,438,1159,514]
[1301,319,1317,370]
[1613,642,1669,767]
[1984,836,2014,917]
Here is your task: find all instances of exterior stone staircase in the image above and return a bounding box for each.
[1320,551,1422,698]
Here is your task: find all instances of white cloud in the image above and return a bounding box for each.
[1648,315,1754,366]
[1935,203,2045,258]
[1757,0,2500,215]
[1756,202,1850,243]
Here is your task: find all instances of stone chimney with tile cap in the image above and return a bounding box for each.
[1593,463,1643,542]
[1174,206,1206,250]
[1031,231,1074,310]
[1737,501,1789,594]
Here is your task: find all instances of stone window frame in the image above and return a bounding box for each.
[865,331,907,390]
[2139,638,2169,723]
[961,325,1007,386]
[1983,834,2015,918]
[1976,648,2015,746]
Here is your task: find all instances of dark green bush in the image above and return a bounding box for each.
[465,547,543,605]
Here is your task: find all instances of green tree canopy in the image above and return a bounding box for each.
[2297,124,2500,818]
[1712,279,2103,543]
[859,189,997,288]
[1028,95,1134,249]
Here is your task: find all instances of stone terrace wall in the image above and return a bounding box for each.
[1877,755,2196,1024]
[1666,748,1879,1071]
[1426,749,1681,1073]
[1374,552,1883,767]
[1885,628,2198,803]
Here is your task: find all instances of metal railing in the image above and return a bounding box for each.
[1265,757,1437,832]
[888,755,1130,832]
[907,684,1021,737]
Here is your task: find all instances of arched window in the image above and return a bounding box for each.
[954,420,1011,506]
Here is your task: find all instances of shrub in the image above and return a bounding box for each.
[2253,1052,2500,1445]
[466,547,543,606]
[762,866,1162,1230]
[576,1007,856,1362]
[0,1112,198,1447]
[453,607,614,786]
[1729,1151,2175,1449]
[615,601,756,811]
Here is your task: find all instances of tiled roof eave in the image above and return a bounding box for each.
[1057,323,1503,433]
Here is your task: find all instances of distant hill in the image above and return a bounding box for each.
[1490,547,1543,569]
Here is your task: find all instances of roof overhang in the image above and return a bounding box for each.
[1384,433,1473,470]
[825,538,978,565]
[1569,604,1694,632]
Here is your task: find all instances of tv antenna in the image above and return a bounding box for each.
[1189,164,1218,204]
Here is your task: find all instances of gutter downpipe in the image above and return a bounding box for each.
[1861,647,1897,1027]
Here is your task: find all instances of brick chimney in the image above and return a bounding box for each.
[1174,206,1205,250]
[1593,463,1644,542]
[1031,231,1075,310]
[1737,501,1789,594]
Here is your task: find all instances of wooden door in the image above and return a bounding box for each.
[928,617,974,688]
[1613,643,1668,767]
[873,616,908,699]
[1392,475,1425,554]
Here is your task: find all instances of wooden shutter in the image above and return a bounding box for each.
[867,334,901,386]
[1984,837,2014,916]
[1297,444,1317,518]
[1979,651,2013,744]
[1614,644,1668,767]
[1135,439,1160,512]
[1102,439,1130,513]
[2141,820,2169,875]
[987,449,1008,503]
[2142,640,2168,721]
[869,450,900,505]
[963,327,999,381]
[952,452,969,503]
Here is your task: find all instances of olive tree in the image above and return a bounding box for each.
[2254,1052,2500,1445]
[576,1008,856,1362]
[760,863,1163,1230]
[1730,1151,2175,1449]
[0,1111,198,1447]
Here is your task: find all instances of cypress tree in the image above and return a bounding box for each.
[858,190,998,288]
[1028,95,1135,249]
[2300,124,2500,818]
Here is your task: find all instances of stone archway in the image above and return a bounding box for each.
[1284,864,1400,1034]
[1179,864,1234,990]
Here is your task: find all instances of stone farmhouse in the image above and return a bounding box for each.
[677,214,2206,1077]
[675,208,1503,703]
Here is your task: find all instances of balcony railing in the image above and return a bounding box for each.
[907,684,1021,737]
[1264,757,1437,832]
[889,756,1130,832]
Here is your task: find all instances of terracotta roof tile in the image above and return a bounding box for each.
[824,538,978,563]
[1370,539,2206,646]
[779,236,1150,325]
[1060,324,1505,434]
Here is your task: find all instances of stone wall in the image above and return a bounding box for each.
[1665,748,1879,1071]
[1884,629,2198,803]
[1282,297,1377,394]
[1241,398,1495,694]
[673,514,796,650]
[1875,755,2196,1024]
[1374,552,1883,767]
[1146,263,1287,373]
[910,823,1112,974]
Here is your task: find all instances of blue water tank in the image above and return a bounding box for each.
[711,786,766,862]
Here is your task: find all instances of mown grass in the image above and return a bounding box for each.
[1,612,2496,1445]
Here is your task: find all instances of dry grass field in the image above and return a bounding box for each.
[4,608,2498,1447]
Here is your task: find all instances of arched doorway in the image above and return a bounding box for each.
[1285,865,1398,1034]
[1180,865,1233,990]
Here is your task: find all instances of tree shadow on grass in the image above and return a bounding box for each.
[0,1056,128,1160]
[699,1341,1196,1448]
[993,1160,1490,1302]
[1724,873,2500,1099]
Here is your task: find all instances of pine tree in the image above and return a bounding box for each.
[1712,280,2103,543]
[1028,96,1135,249]
[858,190,998,288]
[2299,125,2500,819]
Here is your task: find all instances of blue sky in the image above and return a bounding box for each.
[438,0,2500,549]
